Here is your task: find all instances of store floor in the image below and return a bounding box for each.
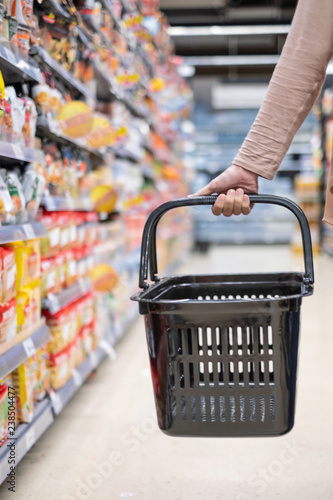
[1,245,333,500]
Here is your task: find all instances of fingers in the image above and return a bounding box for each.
[211,189,252,217]
[242,194,251,215]
[212,193,226,216]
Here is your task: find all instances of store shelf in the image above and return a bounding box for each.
[35,0,72,21]
[41,195,93,212]
[0,322,51,379]
[49,343,111,415]
[0,398,54,484]
[0,44,43,84]
[0,222,48,245]
[32,46,95,101]
[0,142,45,164]
[42,278,92,315]
[121,0,135,13]
[81,14,108,46]
[36,117,105,162]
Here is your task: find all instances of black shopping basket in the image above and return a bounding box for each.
[131,195,314,437]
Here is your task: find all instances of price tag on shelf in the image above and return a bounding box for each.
[24,224,36,240]
[25,427,36,451]
[67,198,75,210]
[82,198,92,210]
[46,197,56,211]
[17,58,29,70]
[100,340,117,360]
[12,144,25,161]
[23,337,36,358]
[90,350,98,370]
[5,48,17,65]
[72,369,83,387]
[49,390,63,415]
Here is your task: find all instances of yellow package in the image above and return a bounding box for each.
[5,240,41,291]
[16,290,32,334]
[5,242,27,291]
[48,349,69,390]
[36,346,51,401]
[30,280,41,325]
[11,356,38,423]
[26,240,41,285]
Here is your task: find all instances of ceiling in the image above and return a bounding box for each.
[160,0,298,78]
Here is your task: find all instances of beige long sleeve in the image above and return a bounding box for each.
[233,0,333,184]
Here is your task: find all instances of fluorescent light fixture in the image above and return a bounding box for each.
[177,65,196,77]
[168,25,290,37]
[212,83,268,109]
[181,55,280,67]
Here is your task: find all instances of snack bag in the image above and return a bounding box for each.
[0,174,15,224]
[5,87,24,145]
[48,347,69,390]
[64,250,77,288]
[11,357,37,423]
[3,170,26,223]
[22,163,46,220]
[40,257,59,299]
[36,346,51,400]
[39,213,61,258]
[1,247,17,302]
[5,241,28,291]
[20,97,37,147]
[5,240,39,291]
[45,305,77,355]
[16,289,32,334]
[0,299,17,344]
[26,240,41,284]
[30,280,41,324]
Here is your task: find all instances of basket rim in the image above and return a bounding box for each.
[131,271,313,304]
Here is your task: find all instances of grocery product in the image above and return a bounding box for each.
[5,239,40,291]
[0,299,17,344]
[1,247,16,303]
[36,346,51,400]
[11,356,38,423]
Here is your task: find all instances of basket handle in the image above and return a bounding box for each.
[139,194,314,289]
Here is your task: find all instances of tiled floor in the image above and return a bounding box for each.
[0,245,332,500]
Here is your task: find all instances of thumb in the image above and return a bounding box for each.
[190,171,232,197]
[188,183,215,197]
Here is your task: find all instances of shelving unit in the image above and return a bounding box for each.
[36,117,106,162]
[41,195,93,212]
[0,398,54,484]
[31,46,95,101]
[0,0,191,486]
[0,301,140,482]
[0,45,43,84]
[0,143,45,165]
[42,278,92,315]
[0,222,48,244]
[0,322,51,379]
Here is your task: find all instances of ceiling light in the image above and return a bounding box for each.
[168,25,290,37]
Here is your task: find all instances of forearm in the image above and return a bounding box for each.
[233,0,333,180]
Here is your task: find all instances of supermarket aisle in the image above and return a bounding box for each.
[1,245,333,500]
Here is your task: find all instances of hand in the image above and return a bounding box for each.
[190,165,259,217]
